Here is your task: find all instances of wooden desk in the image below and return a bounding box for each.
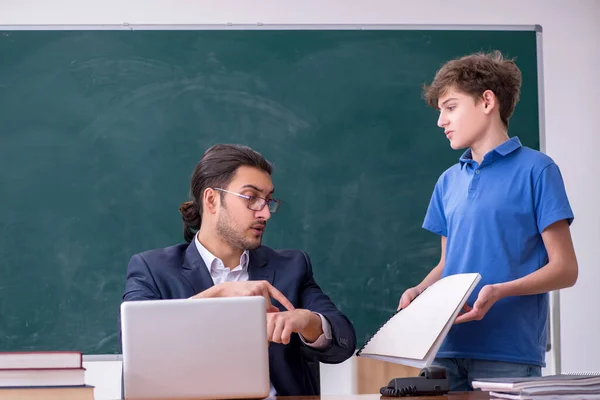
[278,393,491,400]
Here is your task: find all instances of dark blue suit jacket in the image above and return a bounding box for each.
[121,242,356,396]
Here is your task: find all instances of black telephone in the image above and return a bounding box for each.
[379,366,449,397]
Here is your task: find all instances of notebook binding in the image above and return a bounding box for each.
[356,308,402,356]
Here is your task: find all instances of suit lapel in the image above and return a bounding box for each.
[248,247,274,284]
[181,241,214,294]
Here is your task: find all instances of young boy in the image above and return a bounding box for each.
[398,51,578,391]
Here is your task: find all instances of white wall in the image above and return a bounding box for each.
[2,0,599,394]
[83,361,122,400]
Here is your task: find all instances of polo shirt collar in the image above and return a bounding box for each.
[459,136,522,169]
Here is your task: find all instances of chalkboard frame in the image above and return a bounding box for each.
[0,24,548,362]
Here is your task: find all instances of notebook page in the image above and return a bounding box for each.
[360,273,480,360]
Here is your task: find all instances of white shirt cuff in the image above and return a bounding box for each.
[299,312,332,348]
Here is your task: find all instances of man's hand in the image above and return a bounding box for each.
[191,280,295,313]
[267,309,322,345]
[397,287,422,310]
[455,284,500,324]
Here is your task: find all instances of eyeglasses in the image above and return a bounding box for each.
[213,188,281,213]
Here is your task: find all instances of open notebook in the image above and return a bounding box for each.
[356,272,481,368]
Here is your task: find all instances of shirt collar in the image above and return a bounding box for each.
[194,234,249,273]
[459,148,474,168]
[459,136,522,169]
[494,136,522,156]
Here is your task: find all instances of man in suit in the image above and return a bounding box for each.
[122,144,356,396]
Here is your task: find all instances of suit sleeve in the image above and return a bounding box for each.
[123,254,162,301]
[298,251,356,364]
[119,254,162,350]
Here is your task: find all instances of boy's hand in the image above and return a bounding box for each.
[397,287,421,310]
[455,284,500,324]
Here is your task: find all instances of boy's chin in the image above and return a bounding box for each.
[449,140,466,150]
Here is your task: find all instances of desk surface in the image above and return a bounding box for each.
[278,393,490,400]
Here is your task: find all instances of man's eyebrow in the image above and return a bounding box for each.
[439,97,459,107]
[240,184,275,195]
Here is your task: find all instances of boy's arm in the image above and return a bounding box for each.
[416,235,447,292]
[495,219,578,297]
[455,219,577,324]
[400,174,448,310]
[398,236,446,309]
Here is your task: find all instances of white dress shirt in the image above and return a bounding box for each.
[194,235,332,396]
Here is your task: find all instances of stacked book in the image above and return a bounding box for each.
[0,351,93,399]
[472,373,600,399]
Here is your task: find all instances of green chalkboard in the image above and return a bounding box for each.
[0,28,540,354]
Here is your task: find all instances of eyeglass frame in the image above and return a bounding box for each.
[213,188,282,213]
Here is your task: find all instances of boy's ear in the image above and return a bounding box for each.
[482,90,496,113]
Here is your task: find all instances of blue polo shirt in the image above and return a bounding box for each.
[423,136,574,366]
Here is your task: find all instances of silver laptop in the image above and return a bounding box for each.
[121,296,270,400]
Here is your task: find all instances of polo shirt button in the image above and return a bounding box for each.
[475,169,481,174]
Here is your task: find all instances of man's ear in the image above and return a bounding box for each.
[481,90,497,114]
[203,188,219,215]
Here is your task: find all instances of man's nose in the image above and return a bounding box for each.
[256,206,271,220]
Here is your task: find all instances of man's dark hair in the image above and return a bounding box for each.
[178,144,273,243]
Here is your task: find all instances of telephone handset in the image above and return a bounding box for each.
[379,366,449,397]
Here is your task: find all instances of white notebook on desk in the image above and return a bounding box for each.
[472,373,600,392]
[357,272,481,368]
[474,373,600,399]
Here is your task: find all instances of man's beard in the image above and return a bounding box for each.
[216,207,262,251]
